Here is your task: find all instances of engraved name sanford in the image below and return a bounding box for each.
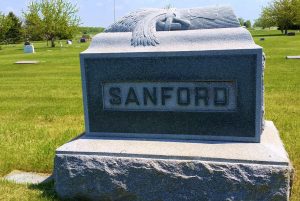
[108,87,229,106]
[103,82,237,111]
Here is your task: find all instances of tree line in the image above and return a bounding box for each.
[1,0,299,47]
[254,0,300,34]
[0,12,23,44]
[0,0,83,47]
[238,18,252,28]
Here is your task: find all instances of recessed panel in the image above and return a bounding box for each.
[103,81,237,112]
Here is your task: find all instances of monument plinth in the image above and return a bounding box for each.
[54,6,293,201]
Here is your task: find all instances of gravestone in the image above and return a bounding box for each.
[80,38,87,43]
[15,61,39,64]
[287,32,296,36]
[286,56,300,59]
[24,45,35,53]
[54,6,293,201]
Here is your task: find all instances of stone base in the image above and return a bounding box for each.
[54,121,293,201]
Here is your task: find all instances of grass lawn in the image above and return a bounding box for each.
[0,30,299,200]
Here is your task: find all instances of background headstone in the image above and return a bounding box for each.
[24,45,35,53]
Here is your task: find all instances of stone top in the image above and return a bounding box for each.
[83,27,261,55]
[105,6,240,47]
[57,121,289,166]
[83,6,261,54]
[106,6,240,33]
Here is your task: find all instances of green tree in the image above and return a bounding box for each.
[24,0,80,47]
[0,12,5,42]
[238,18,245,26]
[23,2,43,41]
[5,12,23,43]
[258,6,277,29]
[295,0,300,24]
[244,20,252,28]
[0,12,12,43]
[253,18,262,28]
[258,0,298,34]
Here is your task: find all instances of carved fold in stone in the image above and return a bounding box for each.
[105,6,240,47]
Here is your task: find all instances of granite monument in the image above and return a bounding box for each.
[54,6,293,201]
[24,44,35,53]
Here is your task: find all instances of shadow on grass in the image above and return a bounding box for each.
[252,34,286,37]
[29,179,60,201]
[28,180,139,201]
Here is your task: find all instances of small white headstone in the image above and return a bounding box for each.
[286,56,300,59]
[4,170,52,184]
[24,45,35,53]
[15,61,39,64]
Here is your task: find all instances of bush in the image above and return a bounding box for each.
[81,34,91,40]
[79,27,104,35]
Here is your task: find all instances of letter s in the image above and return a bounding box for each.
[109,87,121,105]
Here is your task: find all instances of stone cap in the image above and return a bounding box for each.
[83,27,261,55]
[56,121,290,166]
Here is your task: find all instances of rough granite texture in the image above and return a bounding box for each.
[54,122,293,201]
[55,156,291,201]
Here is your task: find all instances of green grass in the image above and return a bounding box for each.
[0,41,87,200]
[251,30,300,200]
[0,180,57,201]
[0,30,299,200]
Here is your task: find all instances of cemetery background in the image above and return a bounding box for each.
[0,29,299,200]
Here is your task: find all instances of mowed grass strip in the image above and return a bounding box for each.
[252,30,300,199]
[0,180,57,201]
[0,31,299,200]
[0,42,87,177]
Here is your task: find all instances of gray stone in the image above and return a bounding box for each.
[80,27,264,142]
[286,56,300,59]
[102,81,237,112]
[54,121,293,201]
[24,45,35,53]
[287,32,296,36]
[105,6,240,47]
[4,170,52,185]
[15,61,39,64]
[55,6,290,201]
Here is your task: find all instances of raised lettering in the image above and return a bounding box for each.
[143,87,157,105]
[125,87,140,105]
[109,87,121,105]
[214,88,228,106]
[195,87,209,106]
[161,87,173,105]
[103,82,236,111]
[177,87,190,106]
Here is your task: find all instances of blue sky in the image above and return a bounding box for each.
[0,0,272,27]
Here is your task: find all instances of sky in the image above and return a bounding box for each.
[0,0,273,27]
